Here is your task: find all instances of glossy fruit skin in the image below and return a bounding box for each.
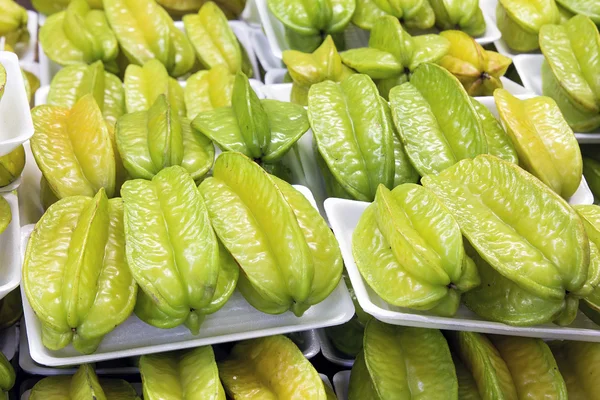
[550,340,600,399]
[539,15,600,132]
[199,152,343,317]
[352,0,435,31]
[23,190,137,354]
[470,99,518,164]
[219,335,329,399]
[0,352,14,395]
[423,155,591,325]
[184,66,234,120]
[429,0,486,37]
[348,320,458,399]
[141,346,225,400]
[39,0,118,66]
[555,0,600,24]
[122,166,237,334]
[494,89,582,199]
[0,145,25,187]
[283,35,354,106]
[572,205,600,323]
[0,0,29,48]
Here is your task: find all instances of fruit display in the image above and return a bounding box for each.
[0,144,25,187]
[0,0,29,49]
[352,0,435,31]
[429,0,486,36]
[539,15,600,133]
[184,66,234,120]
[29,364,138,399]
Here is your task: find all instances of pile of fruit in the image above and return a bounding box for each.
[0,0,599,397]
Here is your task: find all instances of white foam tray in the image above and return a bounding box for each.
[287,329,320,360]
[0,52,34,157]
[317,328,355,367]
[333,371,350,400]
[251,27,284,71]
[38,17,261,86]
[0,192,21,302]
[256,0,500,60]
[240,0,262,28]
[20,184,354,367]
[512,54,600,144]
[324,173,600,341]
[0,325,18,362]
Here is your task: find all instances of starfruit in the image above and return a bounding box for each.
[31,94,118,200]
[556,0,600,23]
[32,0,103,15]
[539,15,600,132]
[267,0,355,53]
[423,155,589,307]
[488,335,568,399]
[140,346,224,399]
[352,0,435,31]
[340,16,449,99]
[0,352,14,396]
[0,289,21,330]
[389,63,486,176]
[348,320,457,399]
[0,0,29,48]
[496,0,560,52]
[157,0,246,18]
[282,35,354,105]
[0,144,24,187]
[22,67,40,106]
[39,0,118,67]
[353,184,479,316]
[184,66,234,120]
[48,61,125,126]
[117,95,213,181]
[219,335,329,399]
[192,72,308,169]
[429,0,486,37]
[494,89,582,199]
[438,30,511,96]
[183,2,252,76]
[104,0,195,77]
[584,157,600,199]
[0,197,10,236]
[29,364,139,399]
[199,152,343,317]
[550,340,600,399]
[122,166,238,334]
[309,74,418,201]
[573,205,600,324]
[23,190,137,353]
[471,99,518,164]
[448,331,518,399]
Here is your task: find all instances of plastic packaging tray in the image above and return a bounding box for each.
[240,0,262,28]
[512,54,600,144]
[287,329,320,359]
[333,371,351,400]
[251,27,284,71]
[38,17,261,86]
[0,192,21,302]
[0,325,18,362]
[317,329,355,367]
[0,51,34,156]
[20,184,354,367]
[256,0,501,60]
[324,175,600,342]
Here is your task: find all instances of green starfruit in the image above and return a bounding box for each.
[573,205,600,324]
[353,184,479,316]
[0,352,13,397]
[104,0,195,77]
[282,35,354,105]
[584,157,600,199]
[550,340,600,399]
[0,144,25,187]
[219,335,329,399]
[156,0,246,18]
[22,190,137,353]
[0,0,29,48]
[389,63,486,176]
[183,1,252,76]
[0,197,10,236]
[422,155,589,303]
[496,0,560,52]
[31,94,118,200]
[340,16,449,99]
[32,0,103,15]
[470,99,518,164]
[122,166,238,334]
[140,346,225,400]
[39,0,118,66]
[555,0,600,24]
[0,289,21,330]
[494,89,582,199]
[438,30,511,96]
[309,74,419,201]
[29,364,139,399]
[184,66,234,120]
[116,94,213,181]
[352,0,435,31]
[199,152,343,317]
[348,320,457,399]
[47,61,125,126]
[539,15,600,132]
[429,0,486,37]
[192,72,308,169]
[123,59,185,118]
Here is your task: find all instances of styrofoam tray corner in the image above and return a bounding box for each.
[316,329,355,367]
[333,370,351,400]
[288,329,320,359]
